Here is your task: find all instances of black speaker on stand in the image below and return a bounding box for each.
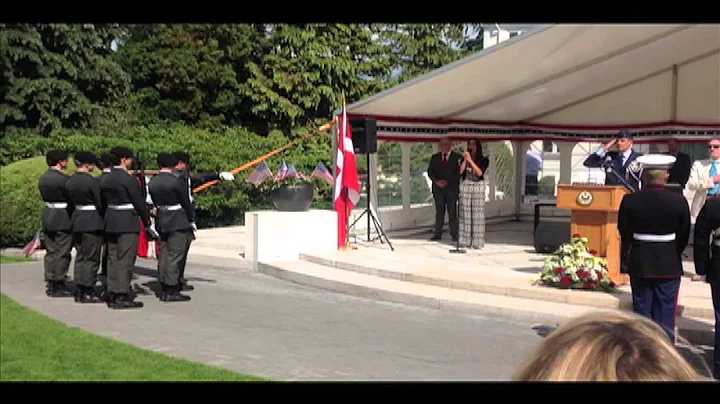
[347,117,393,251]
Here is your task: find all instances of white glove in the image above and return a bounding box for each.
[190,222,198,232]
[219,172,234,181]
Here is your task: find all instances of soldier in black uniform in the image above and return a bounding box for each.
[692,197,720,380]
[38,149,74,297]
[100,147,156,309]
[617,154,691,343]
[96,152,114,298]
[172,151,234,290]
[65,151,105,303]
[148,153,195,302]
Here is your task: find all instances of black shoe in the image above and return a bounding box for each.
[430,236,441,241]
[75,286,102,304]
[109,294,143,309]
[159,284,191,302]
[181,283,194,291]
[46,281,73,298]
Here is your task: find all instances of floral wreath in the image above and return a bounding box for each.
[532,233,616,292]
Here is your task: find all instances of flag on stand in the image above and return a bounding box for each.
[21,232,41,257]
[246,161,273,186]
[334,95,361,249]
[275,161,288,181]
[312,162,334,185]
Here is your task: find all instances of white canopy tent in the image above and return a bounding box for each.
[336,24,720,236]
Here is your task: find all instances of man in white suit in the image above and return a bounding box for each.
[686,137,720,281]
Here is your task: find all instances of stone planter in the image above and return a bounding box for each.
[270,182,314,212]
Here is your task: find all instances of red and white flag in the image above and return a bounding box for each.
[334,97,361,249]
[21,232,41,257]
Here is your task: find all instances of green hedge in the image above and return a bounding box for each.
[0,124,335,247]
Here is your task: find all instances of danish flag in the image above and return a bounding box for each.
[334,98,361,249]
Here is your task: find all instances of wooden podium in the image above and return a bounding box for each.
[556,184,630,286]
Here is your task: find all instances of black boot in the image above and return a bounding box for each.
[47,281,72,298]
[75,286,102,303]
[160,283,191,302]
[109,293,144,309]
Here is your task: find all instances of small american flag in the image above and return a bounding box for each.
[286,164,307,180]
[275,161,288,181]
[246,161,273,186]
[312,162,334,185]
[22,232,41,257]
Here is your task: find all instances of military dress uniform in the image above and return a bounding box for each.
[65,154,105,303]
[100,166,154,309]
[149,163,195,302]
[38,164,74,297]
[97,166,112,294]
[583,130,643,192]
[692,197,720,379]
[617,154,691,342]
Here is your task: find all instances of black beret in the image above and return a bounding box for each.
[99,153,114,168]
[156,152,178,169]
[110,146,134,159]
[46,149,69,166]
[74,151,98,165]
[172,151,190,163]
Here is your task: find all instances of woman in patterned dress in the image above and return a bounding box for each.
[459,139,490,249]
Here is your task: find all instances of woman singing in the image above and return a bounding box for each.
[459,139,490,249]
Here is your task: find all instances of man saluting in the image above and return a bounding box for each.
[583,130,643,192]
[617,154,691,342]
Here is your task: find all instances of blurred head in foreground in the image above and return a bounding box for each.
[513,311,702,382]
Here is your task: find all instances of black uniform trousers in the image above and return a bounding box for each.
[43,231,73,282]
[99,240,108,287]
[178,235,192,282]
[710,281,720,379]
[629,275,681,342]
[159,231,191,287]
[433,187,459,239]
[105,233,139,294]
[73,232,103,287]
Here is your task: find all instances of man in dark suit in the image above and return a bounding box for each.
[692,197,720,380]
[100,146,157,309]
[148,153,195,302]
[666,138,692,195]
[427,137,462,241]
[172,151,234,290]
[583,130,643,192]
[38,149,74,297]
[617,154,691,343]
[65,151,105,303]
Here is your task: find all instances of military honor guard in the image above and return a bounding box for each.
[65,151,105,303]
[100,147,157,309]
[148,153,195,302]
[617,154,691,342]
[172,151,234,290]
[96,152,114,297]
[38,149,74,297]
[583,129,643,192]
[692,196,720,380]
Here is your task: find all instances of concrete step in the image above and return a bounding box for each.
[258,259,715,346]
[298,253,715,320]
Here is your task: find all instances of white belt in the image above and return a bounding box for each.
[157,204,182,211]
[46,202,67,209]
[75,205,96,211]
[108,204,134,210]
[633,233,676,242]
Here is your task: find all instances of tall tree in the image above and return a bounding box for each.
[0,23,131,135]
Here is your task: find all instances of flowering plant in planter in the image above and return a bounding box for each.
[531,233,616,292]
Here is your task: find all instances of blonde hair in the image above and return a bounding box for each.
[513,311,703,382]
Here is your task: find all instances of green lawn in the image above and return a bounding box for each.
[0,255,33,264]
[0,293,265,381]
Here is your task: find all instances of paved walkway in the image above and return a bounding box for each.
[0,259,546,381]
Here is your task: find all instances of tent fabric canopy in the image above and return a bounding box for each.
[347,24,720,143]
